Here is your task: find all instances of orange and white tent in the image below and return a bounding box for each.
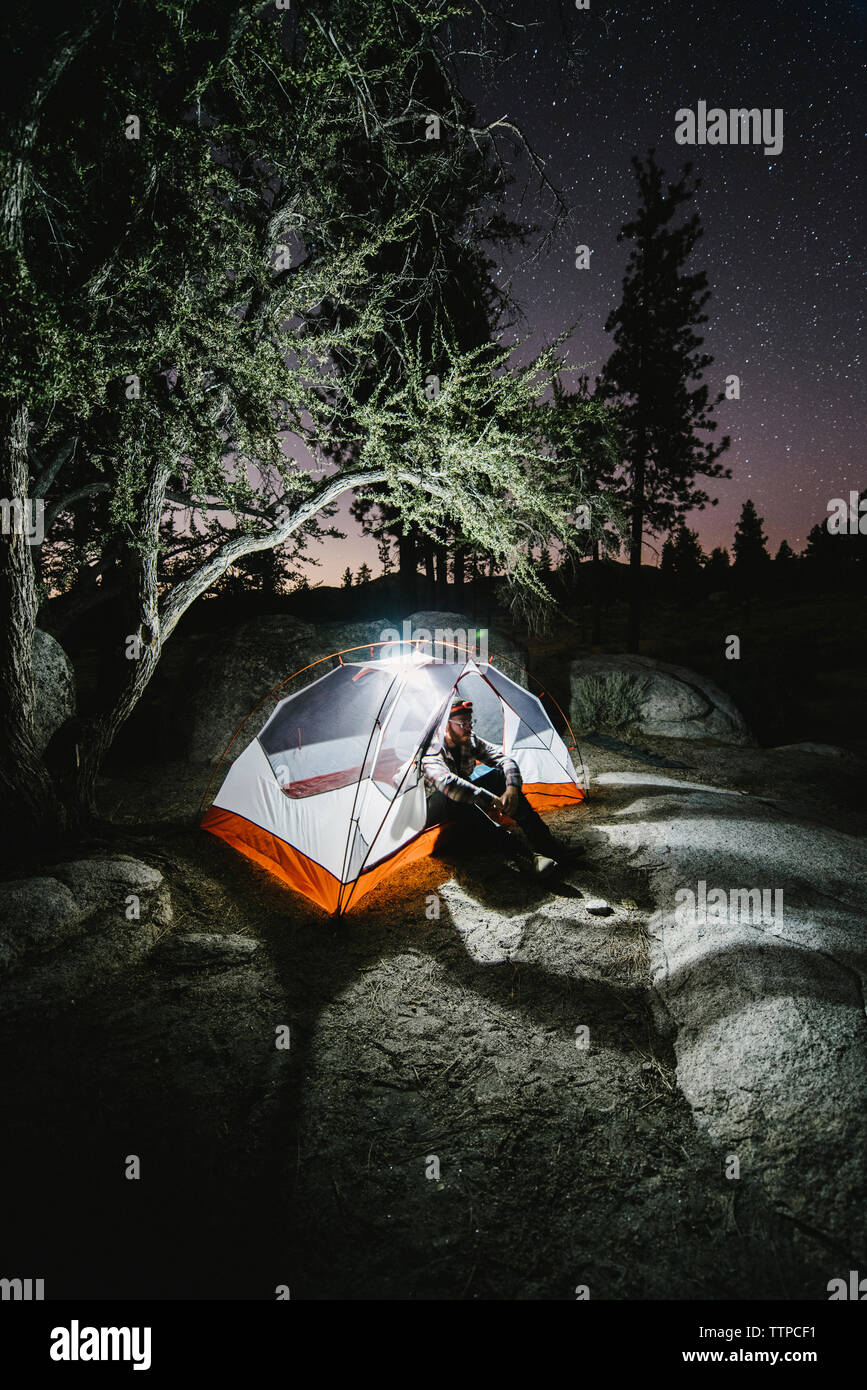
[202,649,585,914]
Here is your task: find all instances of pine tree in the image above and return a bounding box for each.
[733,500,770,569]
[803,491,867,590]
[804,521,833,563]
[705,546,731,589]
[355,562,373,586]
[661,522,703,597]
[775,539,796,564]
[733,499,770,615]
[673,524,705,585]
[598,149,731,651]
[544,373,623,641]
[660,536,677,580]
[341,567,354,589]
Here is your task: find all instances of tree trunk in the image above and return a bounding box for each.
[70,639,163,826]
[424,541,435,604]
[485,553,495,626]
[67,463,170,826]
[0,405,66,857]
[591,540,602,646]
[453,544,466,594]
[627,441,646,653]
[434,543,448,606]
[398,529,417,608]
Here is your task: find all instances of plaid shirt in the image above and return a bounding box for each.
[421,733,522,805]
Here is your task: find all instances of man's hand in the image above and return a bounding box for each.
[487,788,519,820]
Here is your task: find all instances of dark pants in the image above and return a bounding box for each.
[425,768,560,858]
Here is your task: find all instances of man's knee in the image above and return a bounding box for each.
[512,791,537,822]
[474,767,506,795]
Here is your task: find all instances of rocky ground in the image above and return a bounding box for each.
[2,735,865,1300]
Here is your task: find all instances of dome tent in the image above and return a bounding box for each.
[201,645,586,914]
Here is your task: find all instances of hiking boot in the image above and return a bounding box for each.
[532,854,558,880]
[505,850,557,882]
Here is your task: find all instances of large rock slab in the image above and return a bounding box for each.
[571,654,753,745]
[188,615,321,763]
[773,742,849,759]
[317,619,396,659]
[0,876,81,973]
[0,856,172,1017]
[593,770,867,1254]
[32,628,76,755]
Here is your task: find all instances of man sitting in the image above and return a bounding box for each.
[421,699,574,880]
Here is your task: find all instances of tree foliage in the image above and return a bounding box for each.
[597,149,731,648]
[733,499,771,570]
[661,522,705,591]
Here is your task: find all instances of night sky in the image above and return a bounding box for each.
[316,0,864,583]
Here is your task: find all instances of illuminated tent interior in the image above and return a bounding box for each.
[202,650,585,913]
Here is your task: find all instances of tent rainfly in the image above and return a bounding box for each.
[202,650,586,914]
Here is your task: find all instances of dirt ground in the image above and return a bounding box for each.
[2,738,859,1300]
